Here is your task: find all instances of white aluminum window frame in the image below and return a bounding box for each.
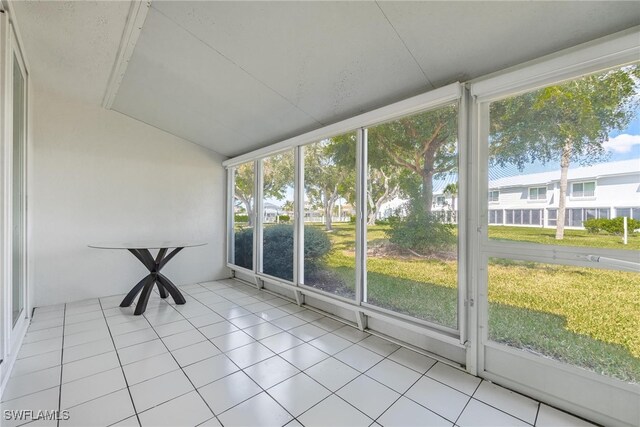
[528,186,547,201]
[1,17,30,395]
[224,82,468,344]
[488,190,499,203]
[571,181,596,199]
[470,26,640,427]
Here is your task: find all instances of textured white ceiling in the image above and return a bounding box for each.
[11,1,640,157]
[11,0,130,105]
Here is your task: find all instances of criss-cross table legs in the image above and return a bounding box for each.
[120,247,187,315]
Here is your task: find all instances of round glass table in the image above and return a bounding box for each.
[89,241,207,315]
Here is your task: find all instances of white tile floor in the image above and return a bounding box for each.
[0,279,597,427]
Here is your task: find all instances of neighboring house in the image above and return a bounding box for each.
[380,159,640,229]
[483,159,639,228]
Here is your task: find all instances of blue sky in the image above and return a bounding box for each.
[490,114,640,177]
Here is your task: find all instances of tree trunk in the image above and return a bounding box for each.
[555,139,572,240]
[421,170,434,213]
[238,197,254,227]
[324,203,333,231]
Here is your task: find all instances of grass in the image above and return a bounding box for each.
[309,222,640,383]
[488,225,640,250]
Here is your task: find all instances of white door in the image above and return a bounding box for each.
[1,21,29,387]
[474,59,640,427]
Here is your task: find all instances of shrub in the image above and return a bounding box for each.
[303,226,332,274]
[233,225,331,281]
[583,217,640,235]
[233,228,253,269]
[278,215,291,223]
[386,201,455,255]
[234,214,249,224]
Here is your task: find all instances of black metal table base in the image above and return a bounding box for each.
[120,247,186,315]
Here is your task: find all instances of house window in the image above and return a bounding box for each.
[505,209,543,226]
[434,195,446,206]
[489,210,503,224]
[529,186,547,200]
[572,181,595,198]
[548,208,609,227]
[488,190,500,203]
[616,207,639,221]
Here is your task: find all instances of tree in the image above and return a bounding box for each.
[368,105,458,212]
[490,65,640,239]
[366,165,400,225]
[304,136,356,231]
[233,163,255,226]
[233,152,294,227]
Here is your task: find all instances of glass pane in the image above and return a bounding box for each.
[633,209,640,221]
[598,208,610,219]
[261,151,295,281]
[365,103,459,328]
[12,55,25,327]
[232,162,255,270]
[303,133,356,299]
[505,210,513,225]
[617,208,631,218]
[538,187,546,199]
[488,63,639,250]
[488,258,640,384]
[573,183,583,196]
[531,209,540,225]
[571,209,582,227]
[514,210,522,224]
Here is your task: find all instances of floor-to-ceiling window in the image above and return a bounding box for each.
[301,133,357,300]
[11,52,26,327]
[260,150,295,282]
[229,161,255,270]
[364,103,460,329]
[476,56,640,426]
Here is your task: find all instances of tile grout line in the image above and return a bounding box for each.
[18,282,547,427]
[164,284,333,424]
[162,285,303,424]
[229,279,550,425]
[98,299,142,427]
[56,304,66,427]
[140,295,226,426]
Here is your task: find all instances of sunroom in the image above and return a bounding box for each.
[0,1,638,427]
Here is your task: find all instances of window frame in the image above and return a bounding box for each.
[224,82,467,343]
[571,180,596,199]
[528,186,547,201]
[488,190,500,203]
[472,31,640,426]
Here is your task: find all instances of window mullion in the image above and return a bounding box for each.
[356,128,367,306]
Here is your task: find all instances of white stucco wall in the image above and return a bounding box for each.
[29,84,229,306]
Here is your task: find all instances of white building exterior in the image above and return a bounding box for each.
[482,159,640,228]
[381,159,640,228]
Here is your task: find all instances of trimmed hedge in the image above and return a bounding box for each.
[583,217,640,235]
[233,225,331,281]
[234,214,250,223]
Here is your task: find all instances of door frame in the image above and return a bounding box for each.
[0,17,30,395]
[470,28,640,427]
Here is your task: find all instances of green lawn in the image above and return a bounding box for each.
[488,225,640,250]
[310,222,640,383]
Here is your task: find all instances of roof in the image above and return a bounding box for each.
[487,159,639,189]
